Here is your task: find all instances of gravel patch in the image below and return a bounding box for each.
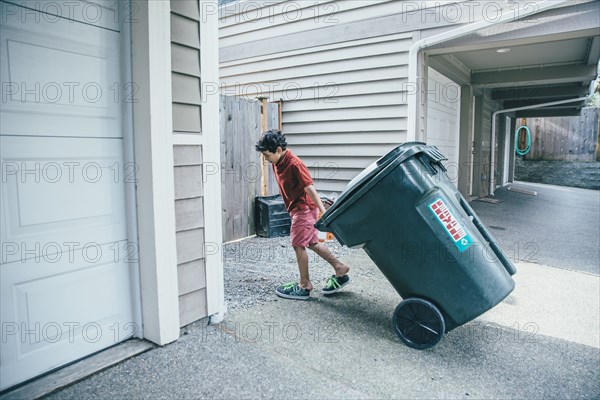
[223,236,371,310]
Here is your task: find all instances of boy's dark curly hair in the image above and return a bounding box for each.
[255,129,287,153]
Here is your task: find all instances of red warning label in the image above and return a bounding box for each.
[430,199,467,242]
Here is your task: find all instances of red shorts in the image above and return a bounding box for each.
[289,207,319,248]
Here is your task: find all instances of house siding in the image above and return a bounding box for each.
[171,1,208,326]
[171,3,202,134]
[219,0,509,193]
[221,30,414,192]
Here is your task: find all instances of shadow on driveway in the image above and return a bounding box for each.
[470,182,600,274]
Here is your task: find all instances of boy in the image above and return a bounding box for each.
[256,130,351,300]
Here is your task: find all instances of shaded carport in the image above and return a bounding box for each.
[424,0,599,197]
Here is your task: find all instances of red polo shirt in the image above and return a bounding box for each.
[273,149,316,213]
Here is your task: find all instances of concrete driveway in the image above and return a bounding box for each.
[470,181,600,275]
[32,183,600,399]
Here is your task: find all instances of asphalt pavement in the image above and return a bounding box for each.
[30,183,600,399]
[470,181,600,274]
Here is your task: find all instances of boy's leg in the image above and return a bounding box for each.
[293,246,313,291]
[288,208,319,291]
[308,242,349,277]
[274,209,314,299]
[309,242,351,294]
[274,243,312,300]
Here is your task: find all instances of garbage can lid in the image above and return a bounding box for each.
[256,194,284,205]
[317,142,430,229]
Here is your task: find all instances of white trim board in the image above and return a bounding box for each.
[131,0,180,345]
[200,0,226,320]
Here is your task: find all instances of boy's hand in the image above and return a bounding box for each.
[321,196,334,210]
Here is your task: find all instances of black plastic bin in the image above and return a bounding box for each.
[315,142,516,349]
[255,195,291,238]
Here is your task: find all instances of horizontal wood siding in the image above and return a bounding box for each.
[179,288,207,327]
[218,1,495,193]
[219,0,392,48]
[219,0,477,61]
[173,144,207,324]
[171,1,207,326]
[267,102,281,196]
[221,32,413,192]
[171,2,202,135]
[218,1,528,193]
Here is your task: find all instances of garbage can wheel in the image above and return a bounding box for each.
[392,298,445,349]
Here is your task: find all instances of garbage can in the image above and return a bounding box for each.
[315,142,516,349]
[255,195,291,238]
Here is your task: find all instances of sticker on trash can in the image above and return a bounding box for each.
[429,198,474,252]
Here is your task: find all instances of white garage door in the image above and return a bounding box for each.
[0,2,138,390]
[426,68,461,186]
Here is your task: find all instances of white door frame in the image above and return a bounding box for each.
[131,0,180,345]
[199,0,226,321]
[121,0,143,338]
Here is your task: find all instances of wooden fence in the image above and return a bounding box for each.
[220,95,279,242]
[520,107,599,161]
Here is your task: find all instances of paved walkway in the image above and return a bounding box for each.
[8,183,600,399]
[43,252,600,399]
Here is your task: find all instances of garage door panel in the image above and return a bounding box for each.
[1,11,121,138]
[1,136,127,264]
[8,40,111,109]
[1,241,135,387]
[0,0,122,35]
[427,68,461,185]
[13,255,132,354]
[428,114,456,149]
[16,170,113,226]
[1,0,121,33]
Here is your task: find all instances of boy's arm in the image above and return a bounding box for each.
[304,185,326,214]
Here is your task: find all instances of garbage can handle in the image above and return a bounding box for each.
[418,146,448,174]
[459,197,517,275]
[423,146,447,164]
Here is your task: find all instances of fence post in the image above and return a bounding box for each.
[277,98,283,131]
[258,96,269,196]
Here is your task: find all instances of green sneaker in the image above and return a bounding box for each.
[275,282,310,300]
[322,275,351,295]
